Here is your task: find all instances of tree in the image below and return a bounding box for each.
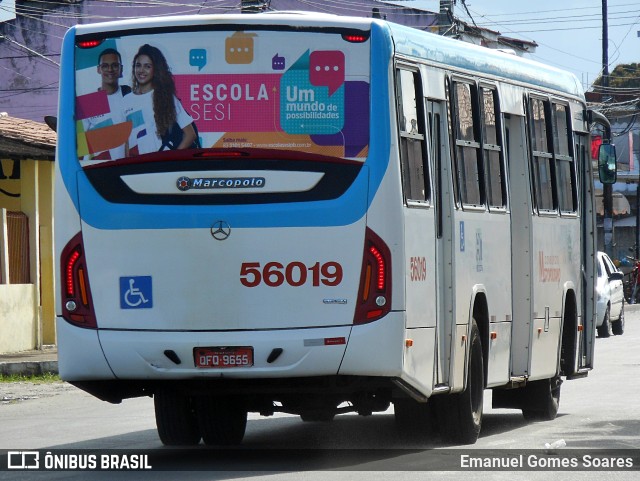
[591,63,640,103]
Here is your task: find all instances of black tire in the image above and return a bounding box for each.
[435,320,484,445]
[195,396,247,446]
[597,306,611,338]
[612,304,625,336]
[154,389,201,446]
[521,376,562,421]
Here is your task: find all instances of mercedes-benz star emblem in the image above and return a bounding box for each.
[211,221,231,241]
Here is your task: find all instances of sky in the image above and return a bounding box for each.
[406,0,640,90]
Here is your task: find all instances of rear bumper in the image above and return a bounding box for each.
[56,312,406,381]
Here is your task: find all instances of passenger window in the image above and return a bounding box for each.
[452,82,483,206]
[553,103,577,213]
[481,87,506,209]
[528,97,556,211]
[396,68,429,204]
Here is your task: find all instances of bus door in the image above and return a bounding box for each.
[575,133,596,370]
[504,112,535,377]
[396,66,438,394]
[426,98,455,389]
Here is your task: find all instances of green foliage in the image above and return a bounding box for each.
[0,372,60,383]
[593,63,640,88]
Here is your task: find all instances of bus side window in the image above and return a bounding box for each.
[396,68,429,204]
[480,87,506,209]
[553,103,577,213]
[528,97,556,212]
[452,81,483,207]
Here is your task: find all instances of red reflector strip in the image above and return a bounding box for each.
[197,151,247,158]
[366,309,383,319]
[324,337,346,345]
[66,250,81,296]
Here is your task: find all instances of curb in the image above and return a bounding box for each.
[0,347,59,377]
[0,360,58,377]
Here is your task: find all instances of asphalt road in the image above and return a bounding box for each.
[1,307,639,480]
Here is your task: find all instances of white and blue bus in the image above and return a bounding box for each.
[55,12,617,445]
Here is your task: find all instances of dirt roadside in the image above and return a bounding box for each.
[0,381,77,405]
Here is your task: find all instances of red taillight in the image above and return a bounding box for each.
[342,33,369,43]
[354,228,392,324]
[76,39,103,49]
[369,245,385,290]
[60,233,97,328]
[66,250,80,296]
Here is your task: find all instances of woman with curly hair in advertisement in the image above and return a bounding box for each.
[124,43,197,156]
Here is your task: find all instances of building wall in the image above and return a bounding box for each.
[0,284,37,353]
[0,158,55,353]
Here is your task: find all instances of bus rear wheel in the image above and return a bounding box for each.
[521,376,562,421]
[195,396,247,446]
[434,320,484,445]
[154,388,201,446]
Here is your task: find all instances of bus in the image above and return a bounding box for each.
[55,12,617,445]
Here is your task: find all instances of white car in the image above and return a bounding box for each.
[595,251,625,337]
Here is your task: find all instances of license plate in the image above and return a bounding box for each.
[194,347,253,368]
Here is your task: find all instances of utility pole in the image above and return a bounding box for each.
[602,0,614,257]
[439,0,455,36]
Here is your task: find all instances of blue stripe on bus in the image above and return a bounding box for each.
[60,23,393,230]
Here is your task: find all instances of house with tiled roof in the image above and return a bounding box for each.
[0,113,56,354]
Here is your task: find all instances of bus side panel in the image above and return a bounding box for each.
[530,216,579,379]
[404,208,437,329]
[452,211,512,390]
[56,318,114,380]
[529,317,562,380]
[402,327,436,397]
[451,324,469,392]
[486,320,512,387]
[338,313,405,377]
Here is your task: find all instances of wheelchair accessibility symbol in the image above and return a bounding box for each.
[120,276,153,309]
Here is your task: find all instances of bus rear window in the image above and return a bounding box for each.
[74,28,370,166]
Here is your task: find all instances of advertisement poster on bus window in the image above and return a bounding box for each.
[74,30,371,165]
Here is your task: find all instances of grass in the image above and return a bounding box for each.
[0,372,61,383]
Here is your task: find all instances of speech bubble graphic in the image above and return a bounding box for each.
[189,49,207,71]
[309,50,345,96]
[280,51,344,136]
[272,53,285,71]
[225,32,257,64]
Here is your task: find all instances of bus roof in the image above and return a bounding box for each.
[70,12,582,99]
[71,12,374,36]
[386,22,583,98]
